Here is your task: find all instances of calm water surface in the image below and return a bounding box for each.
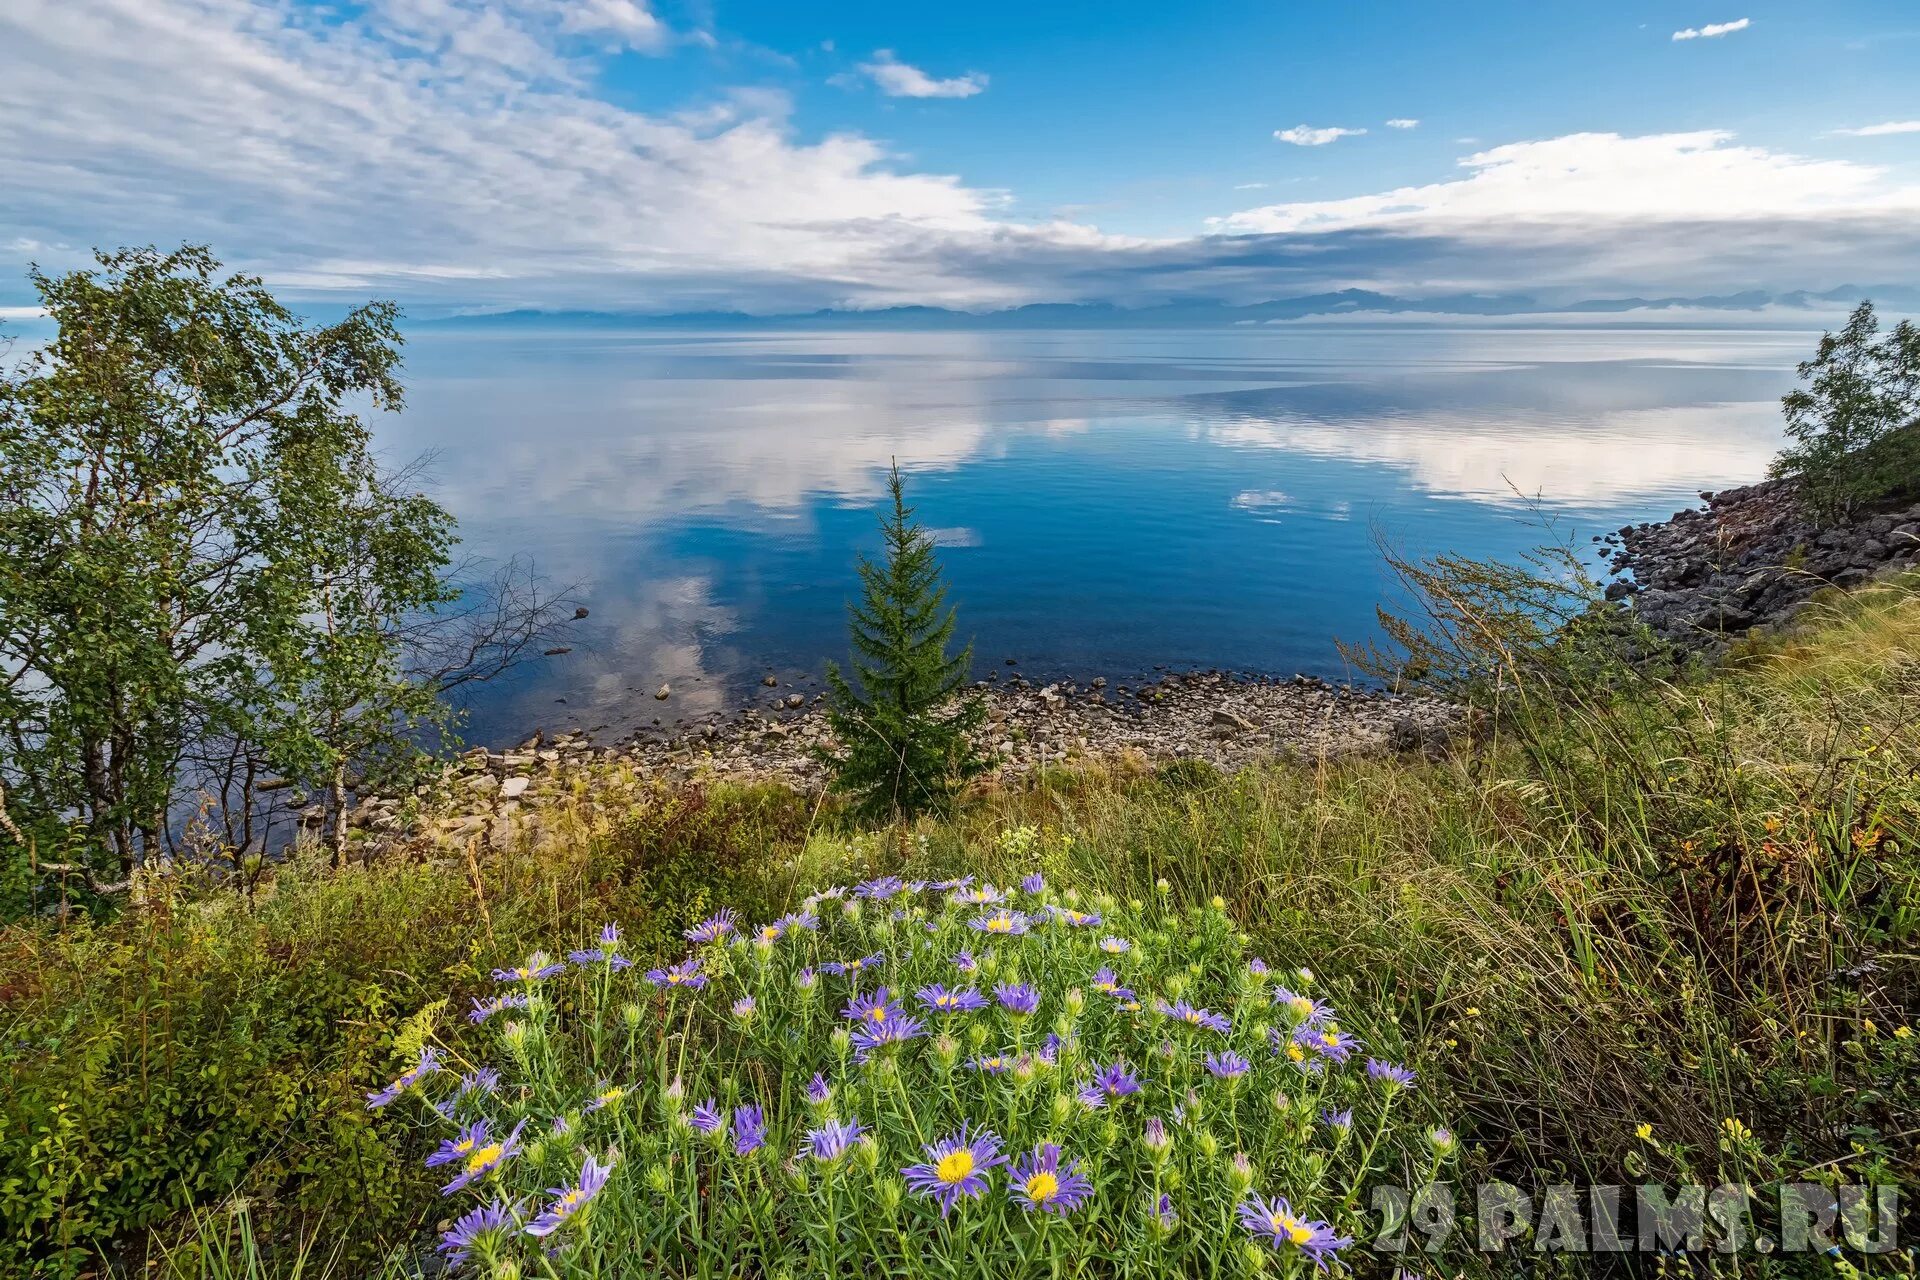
[384,324,1811,744]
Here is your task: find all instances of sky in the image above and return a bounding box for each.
[2,0,1918,316]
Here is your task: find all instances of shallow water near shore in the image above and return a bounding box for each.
[384,323,1812,745]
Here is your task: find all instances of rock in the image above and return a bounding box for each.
[763,675,779,687]
[655,683,671,700]
[465,774,499,794]
[786,694,805,708]
[573,606,590,619]
[500,777,530,799]
[1211,707,1256,732]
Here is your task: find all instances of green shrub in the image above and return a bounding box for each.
[1772,299,1920,518]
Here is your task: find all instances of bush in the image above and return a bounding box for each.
[376,879,1452,1278]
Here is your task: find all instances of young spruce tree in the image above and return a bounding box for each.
[822,464,987,822]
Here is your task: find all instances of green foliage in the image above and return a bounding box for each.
[1771,299,1920,519]
[376,886,1451,1278]
[821,465,986,822]
[0,245,454,883]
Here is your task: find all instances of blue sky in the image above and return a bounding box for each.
[2,0,1918,315]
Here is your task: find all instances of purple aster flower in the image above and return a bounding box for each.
[734,1104,766,1156]
[1078,1059,1143,1108]
[800,1117,864,1163]
[917,984,989,1014]
[426,1119,496,1169]
[1043,905,1102,928]
[932,875,973,891]
[795,966,819,991]
[1142,1115,1172,1154]
[1273,987,1334,1026]
[901,1124,1007,1216]
[467,993,531,1025]
[1098,936,1132,954]
[1154,1193,1178,1230]
[855,876,907,900]
[806,1073,832,1105]
[524,1153,615,1238]
[1205,1051,1251,1080]
[841,987,903,1026]
[969,909,1031,937]
[1155,998,1232,1034]
[950,883,1007,906]
[566,946,635,970]
[1237,1195,1353,1270]
[1091,967,1137,1001]
[850,1010,925,1062]
[645,958,707,990]
[994,982,1040,1015]
[458,1067,500,1098]
[971,1053,1015,1074]
[1297,1023,1360,1063]
[598,922,621,948]
[731,995,757,1019]
[1248,957,1270,976]
[438,1200,512,1268]
[690,1098,726,1135]
[1009,1142,1092,1215]
[1321,1107,1354,1131]
[583,1082,627,1113]
[1366,1058,1417,1090]
[684,909,738,944]
[821,952,886,976]
[439,1119,526,1194]
[1020,872,1046,894]
[953,949,979,974]
[366,1047,442,1110]
[492,952,565,983]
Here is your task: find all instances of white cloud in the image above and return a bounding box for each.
[1384,118,1420,130]
[1234,182,1268,190]
[1672,18,1750,40]
[1274,125,1367,146]
[1833,120,1920,138]
[857,50,988,99]
[1217,131,1914,232]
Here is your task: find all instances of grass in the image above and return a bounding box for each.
[3,576,1917,1276]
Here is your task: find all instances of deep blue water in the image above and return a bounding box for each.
[381,324,1811,745]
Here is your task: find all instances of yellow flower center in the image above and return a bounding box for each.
[1024,1172,1060,1203]
[454,1136,476,1154]
[598,1089,622,1105]
[1287,997,1313,1018]
[935,1150,976,1184]
[559,1188,585,1211]
[868,1007,889,1023]
[1286,1042,1306,1062]
[1286,1221,1313,1246]
[466,1144,503,1174]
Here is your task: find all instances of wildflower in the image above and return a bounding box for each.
[855,876,907,900]
[753,919,786,946]
[842,987,905,1026]
[684,909,737,943]
[951,883,1007,906]
[1206,1051,1252,1080]
[1078,1059,1143,1108]
[1142,1115,1173,1159]
[953,949,979,973]
[1237,1194,1353,1269]
[1722,1117,1752,1143]
[1272,987,1332,1026]
[1155,998,1232,1034]
[850,1011,925,1062]
[645,958,707,990]
[1152,1193,1178,1233]
[970,909,1031,936]
[1365,1059,1416,1090]
[367,1047,442,1110]
[467,993,531,1025]
[1894,1026,1913,1040]
[455,1068,500,1099]
[806,1073,832,1106]
[1270,1027,1324,1075]
[731,995,757,1021]
[492,952,566,983]
[1099,937,1132,954]
[801,1118,865,1164]
[524,1153,615,1238]
[735,1104,766,1156]
[901,1124,1006,1216]
[440,1119,526,1194]
[1297,1022,1359,1063]
[566,945,635,970]
[427,1119,498,1169]
[971,1053,1015,1074]
[795,966,819,992]
[1089,967,1134,1001]
[1043,905,1102,928]
[438,1200,513,1268]
[1020,872,1046,894]
[584,1083,626,1113]
[1428,1126,1457,1156]
[1227,1152,1256,1194]
[1320,1108,1353,1132]
[1009,1142,1092,1215]
[995,982,1040,1015]
[1248,957,1269,977]
[822,952,886,977]
[916,984,988,1014]
[690,1098,726,1136]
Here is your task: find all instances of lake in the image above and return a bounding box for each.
[382,323,1812,745]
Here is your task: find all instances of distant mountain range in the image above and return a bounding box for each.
[422,285,1920,331]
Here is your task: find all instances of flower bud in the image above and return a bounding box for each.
[830,1028,852,1057]
[645,1162,672,1193]
[1226,1152,1255,1194]
[1210,895,1227,912]
[1050,1093,1075,1126]
[1064,987,1086,1016]
[876,1176,904,1215]
[1195,1128,1220,1159]
[856,1136,881,1172]
[933,1033,960,1069]
[1428,1126,1457,1157]
[1155,878,1171,894]
[621,1002,644,1029]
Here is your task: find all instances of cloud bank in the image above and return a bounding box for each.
[0,2,1916,316]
